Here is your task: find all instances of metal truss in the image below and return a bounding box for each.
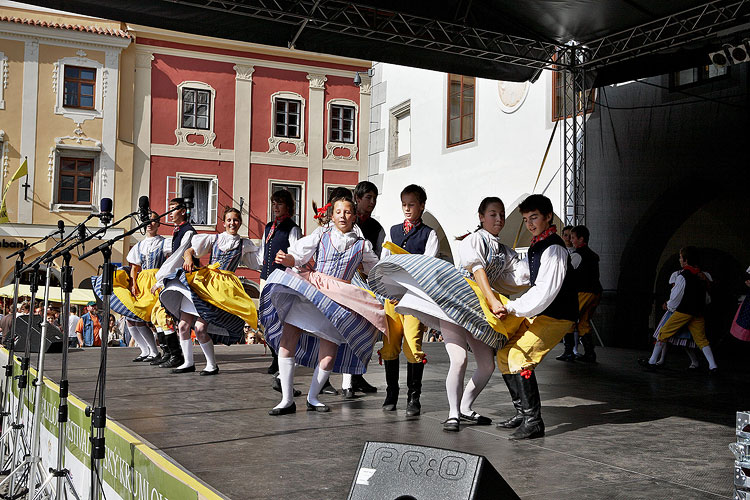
[166,0,565,69]
[560,49,588,226]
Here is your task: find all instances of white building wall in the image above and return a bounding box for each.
[369,62,564,260]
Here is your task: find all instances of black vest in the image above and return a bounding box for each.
[527,233,578,321]
[261,218,299,280]
[390,222,433,255]
[173,222,199,266]
[359,217,384,250]
[676,270,706,316]
[572,245,603,294]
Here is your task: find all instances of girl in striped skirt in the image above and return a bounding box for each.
[92,212,171,362]
[368,197,528,432]
[159,207,260,376]
[262,191,385,415]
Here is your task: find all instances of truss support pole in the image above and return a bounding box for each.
[561,47,587,226]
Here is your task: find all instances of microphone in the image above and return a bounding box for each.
[138,196,151,223]
[78,224,87,252]
[98,197,113,225]
[182,184,194,209]
[57,220,65,235]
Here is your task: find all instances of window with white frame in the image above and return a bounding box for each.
[325,184,355,202]
[181,87,211,130]
[175,81,217,147]
[54,56,104,122]
[268,91,306,156]
[330,104,355,143]
[167,174,218,226]
[388,100,411,170]
[275,98,302,138]
[51,147,100,210]
[269,181,303,227]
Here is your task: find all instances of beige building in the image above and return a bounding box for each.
[0,2,134,288]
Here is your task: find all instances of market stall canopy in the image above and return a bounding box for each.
[21,0,750,85]
[0,284,96,306]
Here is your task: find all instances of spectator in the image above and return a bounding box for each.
[108,314,125,347]
[67,307,80,348]
[75,301,102,347]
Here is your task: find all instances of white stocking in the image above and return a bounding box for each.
[648,342,665,365]
[307,365,332,407]
[177,339,194,369]
[273,356,296,410]
[701,346,717,370]
[656,342,668,365]
[199,340,217,371]
[127,321,149,356]
[341,373,352,390]
[440,320,468,420]
[460,334,495,415]
[137,324,159,356]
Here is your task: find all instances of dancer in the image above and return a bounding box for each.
[641,246,718,373]
[379,184,439,416]
[368,197,528,432]
[159,207,260,375]
[259,189,302,375]
[93,212,170,362]
[262,191,385,415]
[730,265,750,342]
[495,194,578,440]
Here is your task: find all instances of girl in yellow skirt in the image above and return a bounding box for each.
[159,207,260,375]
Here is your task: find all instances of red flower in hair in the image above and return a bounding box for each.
[313,203,332,219]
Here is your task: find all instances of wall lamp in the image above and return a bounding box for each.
[353,68,374,86]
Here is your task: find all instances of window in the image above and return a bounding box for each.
[388,100,411,170]
[671,64,728,88]
[58,158,93,204]
[275,98,301,138]
[325,185,355,201]
[167,175,218,226]
[63,66,96,109]
[447,74,475,146]
[552,70,594,121]
[270,182,303,227]
[181,88,211,130]
[330,105,355,143]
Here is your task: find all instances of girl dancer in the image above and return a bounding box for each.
[730,266,750,342]
[92,212,169,361]
[159,207,260,375]
[368,197,527,431]
[261,191,386,415]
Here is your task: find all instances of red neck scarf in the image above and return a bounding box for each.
[530,224,557,246]
[404,218,421,234]
[358,213,370,224]
[172,221,186,235]
[266,215,289,243]
[683,264,701,275]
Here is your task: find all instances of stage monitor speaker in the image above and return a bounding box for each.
[12,315,64,353]
[347,441,520,500]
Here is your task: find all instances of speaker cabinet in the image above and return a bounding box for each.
[12,315,64,353]
[348,442,520,500]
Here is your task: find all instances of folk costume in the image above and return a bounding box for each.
[376,219,439,416]
[159,232,260,373]
[368,228,528,430]
[496,226,577,439]
[260,225,385,414]
[730,266,750,342]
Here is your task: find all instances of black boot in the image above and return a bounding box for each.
[577,334,597,363]
[509,372,545,440]
[149,332,167,365]
[382,359,399,411]
[159,333,184,368]
[555,333,576,362]
[496,374,523,428]
[351,374,377,393]
[405,362,424,417]
[267,348,279,374]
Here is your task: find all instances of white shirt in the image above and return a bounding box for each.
[380,225,439,259]
[458,229,529,295]
[505,244,569,318]
[666,270,713,312]
[288,226,379,275]
[154,228,196,289]
[127,235,173,267]
[257,223,302,268]
[67,314,80,338]
[190,233,261,270]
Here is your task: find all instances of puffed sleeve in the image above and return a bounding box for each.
[424,229,439,257]
[154,230,195,288]
[505,245,568,318]
[380,231,393,259]
[288,226,302,247]
[458,232,486,274]
[162,237,174,257]
[190,234,217,259]
[287,227,323,267]
[126,242,142,267]
[361,239,379,275]
[493,245,530,295]
[239,238,261,270]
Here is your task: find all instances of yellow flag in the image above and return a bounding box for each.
[0,159,29,223]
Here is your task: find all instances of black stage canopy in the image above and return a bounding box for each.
[25,0,750,85]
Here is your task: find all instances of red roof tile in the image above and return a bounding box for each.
[0,16,131,38]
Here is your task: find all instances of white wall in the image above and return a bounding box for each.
[369,62,563,259]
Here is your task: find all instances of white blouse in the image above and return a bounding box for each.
[458,229,529,295]
[154,228,195,288]
[505,244,570,318]
[288,226,380,274]
[127,235,173,267]
[666,270,713,312]
[190,232,261,270]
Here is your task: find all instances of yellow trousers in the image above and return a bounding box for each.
[150,302,174,333]
[379,300,426,363]
[657,311,709,348]
[497,315,576,374]
[577,292,601,337]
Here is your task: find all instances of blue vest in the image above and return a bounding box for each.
[389,222,433,255]
[527,233,578,321]
[210,237,243,272]
[676,269,706,316]
[314,230,365,281]
[172,222,195,254]
[261,218,299,280]
[138,237,166,270]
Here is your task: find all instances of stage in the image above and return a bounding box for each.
[36,342,746,499]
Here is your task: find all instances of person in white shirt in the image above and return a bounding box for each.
[68,308,80,348]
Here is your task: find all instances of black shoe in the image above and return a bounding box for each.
[306,401,331,412]
[132,355,148,362]
[382,359,399,411]
[268,402,296,416]
[142,355,156,363]
[556,353,576,362]
[149,353,165,365]
[343,388,355,399]
[508,373,545,440]
[637,358,659,371]
[160,354,184,369]
[709,367,719,376]
[442,417,460,432]
[497,373,523,429]
[460,411,492,425]
[351,375,377,393]
[578,335,597,363]
[272,377,302,397]
[556,333,576,361]
[405,362,424,417]
[171,365,196,374]
[576,352,597,363]
[320,379,338,395]
[200,367,219,376]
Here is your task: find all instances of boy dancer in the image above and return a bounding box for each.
[496,194,577,439]
[380,184,438,416]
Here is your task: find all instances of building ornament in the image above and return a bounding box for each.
[307,73,327,90]
[325,142,358,161]
[0,54,7,109]
[233,64,255,81]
